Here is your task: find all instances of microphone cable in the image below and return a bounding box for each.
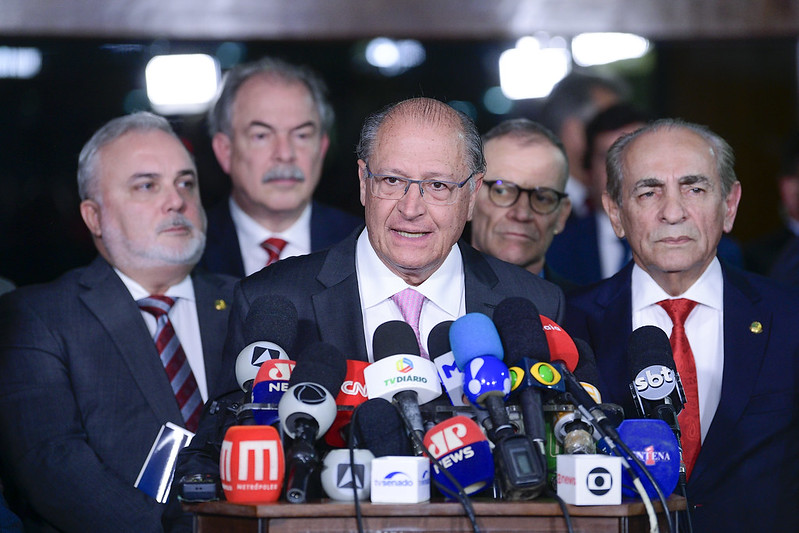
[394,403,482,533]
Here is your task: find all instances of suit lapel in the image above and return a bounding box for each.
[193,271,231,397]
[313,234,369,361]
[78,257,182,423]
[461,241,506,315]
[689,267,769,485]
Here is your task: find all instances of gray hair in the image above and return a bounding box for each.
[482,118,569,188]
[605,118,738,206]
[539,71,630,133]
[78,112,180,201]
[356,97,486,189]
[208,56,334,137]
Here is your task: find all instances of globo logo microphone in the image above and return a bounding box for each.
[325,360,370,448]
[423,416,494,496]
[633,365,677,400]
[220,425,285,504]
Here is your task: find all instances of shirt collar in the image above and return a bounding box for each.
[356,228,463,316]
[632,257,723,312]
[229,196,312,251]
[114,268,195,302]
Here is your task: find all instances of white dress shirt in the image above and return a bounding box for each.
[597,212,630,279]
[229,196,312,276]
[355,228,466,362]
[116,270,209,401]
[631,259,725,442]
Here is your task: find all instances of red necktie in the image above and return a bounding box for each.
[391,288,428,359]
[138,295,202,432]
[657,298,700,479]
[262,237,287,266]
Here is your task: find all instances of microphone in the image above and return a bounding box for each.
[428,321,467,407]
[278,342,347,503]
[219,425,285,503]
[423,415,494,497]
[450,312,545,500]
[324,359,370,448]
[627,325,686,437]
[250,359,296,426]
[351,398,413,457]
[320,448,375,501]
[235,295,298,392]
[363,321,441,456]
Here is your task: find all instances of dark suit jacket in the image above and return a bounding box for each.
[217,228,566,390]
[563,262,799,532]
[0,256,236,533]
[199,199,363,278]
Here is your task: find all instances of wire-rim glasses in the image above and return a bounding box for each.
[364,164,474,206]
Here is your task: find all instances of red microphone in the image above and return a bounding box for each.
[539,315,579,372]
[220,425,285,503]
[325,360,370,447]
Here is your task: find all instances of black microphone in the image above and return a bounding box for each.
[278,342,347,503]
[235,295,298,393]
[351,398,413,457]
[363,321,441,456]
[626,325,686,437]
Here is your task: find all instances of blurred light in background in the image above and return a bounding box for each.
[0,47,42,78]
[499,35,571,100]
[145,54,220,115]
[571,33,650,66]
[365,37,426,76]
[483,86,513,115]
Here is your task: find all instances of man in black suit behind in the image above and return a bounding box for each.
[564,119,799,532]
[0,113,236,532]
[200,56,362,278]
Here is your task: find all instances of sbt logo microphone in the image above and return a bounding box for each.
[633,365,677,399]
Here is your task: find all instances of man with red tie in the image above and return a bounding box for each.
[200,56,362,278]
[563,119,799,532]
[0,112,236,532]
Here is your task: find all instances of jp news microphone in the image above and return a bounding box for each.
[423,415,494,497]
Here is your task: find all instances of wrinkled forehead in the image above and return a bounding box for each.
[623,127,718,183]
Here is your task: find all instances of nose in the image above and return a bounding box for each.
[396,182,427,218]
[273,133,296,162]
[164,184,187,213]
[507,191,535,221]
[659,189,687,224]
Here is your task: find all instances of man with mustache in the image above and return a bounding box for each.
[200,56,362,278]
[563,119,799,532]
[469,118,574,291]
[0,112,236,532]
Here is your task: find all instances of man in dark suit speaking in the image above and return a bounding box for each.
[200,57,362,278]
[0,113,236,532]
[563,119,799,532]
[222,96,565,369]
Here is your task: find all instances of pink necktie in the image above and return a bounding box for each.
[657,298,700,479]
[391,288,428,359]
[261,237,287,266]
[137,295,202,432]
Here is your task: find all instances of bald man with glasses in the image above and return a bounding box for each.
[470,119,575,291]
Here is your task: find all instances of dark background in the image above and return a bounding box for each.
[0,36,796,285]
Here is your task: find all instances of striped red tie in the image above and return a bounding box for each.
[657,298,700,479]
[137,295,202,432]
[262,237,287,266]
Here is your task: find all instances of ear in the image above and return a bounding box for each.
[80,199,102,238]
[722,181,742,233]
[211,133,233,174]
[358,160,368,207]
[319,133,330,160]
[602,192,626,239]
[466,174,484,221]
[553,197,572,235]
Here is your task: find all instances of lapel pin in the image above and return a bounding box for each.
[214,299,227,311]
[749,321,762,334]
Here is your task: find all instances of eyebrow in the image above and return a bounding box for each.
[130,168,197,180]
[374,167,458,180]
[247,120,319,133]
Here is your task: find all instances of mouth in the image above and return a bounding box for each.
[394,229,428,239]
[659,236,692,245]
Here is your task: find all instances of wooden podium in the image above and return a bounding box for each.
[184,496,685,533]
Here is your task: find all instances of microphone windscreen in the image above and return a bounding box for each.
[572,338,601,386]
[242,295,299,352]
[540,316,579,371]
[352,398,412,457]
[449,313,504,370]
[493,297,549,366]
[626,325,674,380]
[428,321,454,360]
[288,341,347,396]
[373,320,420,361]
